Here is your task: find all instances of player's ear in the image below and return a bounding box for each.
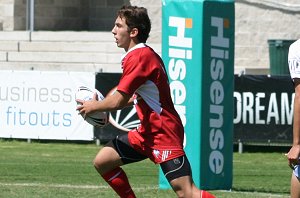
[130,28,138,38]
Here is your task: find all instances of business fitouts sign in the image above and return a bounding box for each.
[0,71,94,140]
[161,0,234,190]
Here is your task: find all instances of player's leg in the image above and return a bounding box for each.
[160,155,215,198]
[169,176,215,198]
[93,133,147,198]
[93,145,123,175]
[291,165,300,198]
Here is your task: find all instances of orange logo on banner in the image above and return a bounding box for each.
[185,18,193,28]
[224,18,230,28]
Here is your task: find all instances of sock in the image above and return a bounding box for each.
[101,167,136,198]
[201,190,215,198]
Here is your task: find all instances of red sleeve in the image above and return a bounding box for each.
[117,51,149,95]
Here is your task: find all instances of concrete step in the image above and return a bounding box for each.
[31,31,114,42]
[0,52,7,61]
[0,61,121,73]
[7,51,123,64]
[18,41,161,54]
[0,31,113,42]
[0,31,161,54]
[0,31,162,72]
[0,31,30,41]
[0,41,19,51]
[19,41,123,53]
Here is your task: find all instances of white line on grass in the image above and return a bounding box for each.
[0,182,105,189]
[0,182,158,191]
[216,190,289,198]
[0,183,288,197]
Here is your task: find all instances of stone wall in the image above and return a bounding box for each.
[0,0,300,73]
[130,0,300,74]
[88,0,130,31]
[33,0,88,31]
[0,0,155,32]
[7,0,130,31]
[235,0,300,74]
[130,0,161,44]
[29,0,131,31]
[0,0,14,30]
[12,0,89,31]
[13,0,27,31]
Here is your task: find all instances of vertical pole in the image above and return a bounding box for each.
[29,0,34,32]
[238,140,243,154]
[26,0,34,40]
[96,139,100,146]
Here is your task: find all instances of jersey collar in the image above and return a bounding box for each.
[121,43,147,62]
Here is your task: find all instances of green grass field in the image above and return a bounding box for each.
[0,140,291,198]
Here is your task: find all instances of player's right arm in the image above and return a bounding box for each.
[287,78,300,168]
[76,90,131,117]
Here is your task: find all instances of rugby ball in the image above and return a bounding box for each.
[75,86,109,127]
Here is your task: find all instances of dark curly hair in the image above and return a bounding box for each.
[117,5,151,43]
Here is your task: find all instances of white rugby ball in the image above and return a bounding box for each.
[75,86,109,127]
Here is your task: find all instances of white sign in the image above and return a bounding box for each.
[0,71,94,140]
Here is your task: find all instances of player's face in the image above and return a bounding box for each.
[112,16,131,51]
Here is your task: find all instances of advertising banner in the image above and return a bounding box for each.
[94,74,294,147]
[0,71,94,140]
[161,0,234,190]
[234,75,294,144]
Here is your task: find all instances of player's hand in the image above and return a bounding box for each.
[286,145,300,169]
[76,93,99,118]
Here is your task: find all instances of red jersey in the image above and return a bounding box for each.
[117,43,185,163]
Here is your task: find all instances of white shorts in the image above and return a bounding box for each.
[294,165,300,178]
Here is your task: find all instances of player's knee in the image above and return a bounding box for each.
[93,147,115,172]
[93,156,102,170]
[93,152,121,175]
[93,157,110,176]
[93,153,109,173]
[170,181,192,198]
[174,188,192,198]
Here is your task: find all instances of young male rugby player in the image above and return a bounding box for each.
[77,5,215,198]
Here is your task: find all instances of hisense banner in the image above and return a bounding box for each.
[160,0,234,190]
[0,71,94,140]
